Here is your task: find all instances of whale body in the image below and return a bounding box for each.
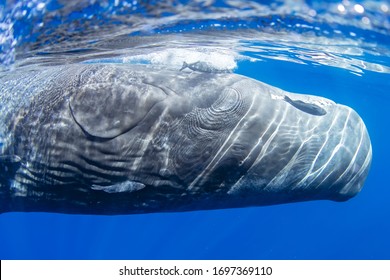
[0,64,372,214]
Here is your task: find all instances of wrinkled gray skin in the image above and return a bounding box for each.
[0,64,372,214]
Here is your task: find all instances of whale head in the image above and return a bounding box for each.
[169,76,372,208]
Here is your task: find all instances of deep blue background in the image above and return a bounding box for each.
[0,57,389,260]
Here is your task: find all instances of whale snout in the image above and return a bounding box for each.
[289,104,373,202]
[228,99,372,205]
[330,106,372,201]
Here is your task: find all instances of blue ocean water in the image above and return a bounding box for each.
[0,0,389,259]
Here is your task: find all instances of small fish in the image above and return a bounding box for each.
[284,95,327,116]
[180,61,231,73]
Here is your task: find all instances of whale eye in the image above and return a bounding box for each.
[284,95,326,116]
[211,87,241,112]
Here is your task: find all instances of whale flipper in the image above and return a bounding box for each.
[92,181,146,193]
